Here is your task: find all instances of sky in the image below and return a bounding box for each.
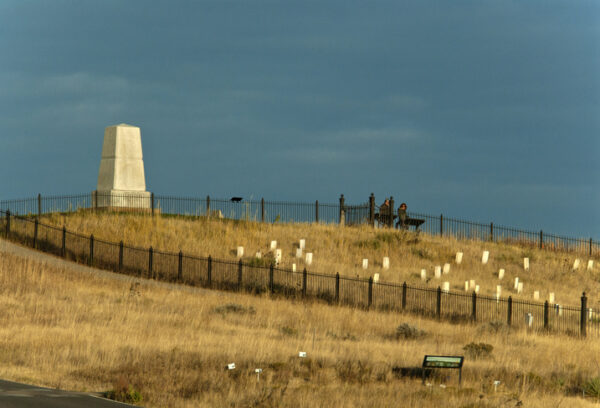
[0,1,598,238]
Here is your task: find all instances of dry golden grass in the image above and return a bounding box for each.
[1,241,600,407]
[42,211,599,307]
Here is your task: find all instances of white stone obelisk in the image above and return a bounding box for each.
[94,124,151,209]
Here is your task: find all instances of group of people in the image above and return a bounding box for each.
[379,199,410,230]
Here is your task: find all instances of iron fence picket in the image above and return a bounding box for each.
[93,238,120,272]
[181,255,209,286]
[121,245,149,278]
[153,250,179,282]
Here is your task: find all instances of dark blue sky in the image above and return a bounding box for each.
[0,1,598,238]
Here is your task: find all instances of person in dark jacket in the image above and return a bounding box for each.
[379,199,390,226]
[397,202,408,230]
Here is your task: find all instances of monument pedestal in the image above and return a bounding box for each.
[95,124,151,210]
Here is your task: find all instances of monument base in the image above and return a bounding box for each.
[93,190,152,210]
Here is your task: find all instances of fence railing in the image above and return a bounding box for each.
[0,209,596,337]
[0,192,597,256]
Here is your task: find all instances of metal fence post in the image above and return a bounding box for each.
[436,287,442,319]
[440,214,443,236]
[369,193,375,227]
[33,218,38,249]
[61,226,66,258]
[206,195,210,217]
[5,210,10,237]
[89,234,94,266]
[335,272,340,302]
[388,196,394,228]
[472,291,477,321]
[490,222,494,242]
[339,194,345,226]
[207,255,212,287]
[402,282,407,310]
[149,246,153,279]
[544,301,549,329]
[269,264,274,294]
[238,259,243,290]
[94,190,98,211]
[539,230,543,249]
[151,192,155,216]
[507,296,512,326]
[178,250,183,281]
[261,198,265,223]
[368,277,373,308]
[315,200,319,223]
[302,268,307,297]
[581,292,587,337]
[37,193,41,219]
[590,238,593,257]
[119,241,123,272]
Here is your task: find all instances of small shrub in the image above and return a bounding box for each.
[213,303,256,316]
[463,342,493,359]
[395,323,426,340]
[583,377,600,398]
[280,326,298,337]
[105,377,143,404]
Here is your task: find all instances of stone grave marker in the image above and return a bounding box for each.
[373,273,380,283]
[256,251,262,259]
[421,269,427,281]
[514,277,519,290]
[435,266,442,279]
[443,263,450,274]
[383,257,390,270]
[270,240,277,250]
[517,282,523,294]
[455,252,463,264]
[482,251,489,264]
[296,248,303,258]
[475,285,480,294]
[525,313,533,328]
[549,292,555,304]
[237,246,244,258]
[442,282,450,293]
[533,291,539,300]
[464,281,469,291]
[523,258,529,271]
[292,263,296,272]
[496,285,501,296]
[275,249,282,264]
[573,259,580,270]
[299,239,306,250]
[588,260,594,271]
[305,253,313,265]
[469,279,476,290]
[498,269,505,280]
[362,259,369,270]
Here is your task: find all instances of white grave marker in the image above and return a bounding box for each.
[589,308,594,320]
[421,269,427,281]
[295,248,303,258]
[523,258,529,271]
[442,282,450,293]
[305,253,313,265]
[292,263,296,272]
[533,291,539,300]
[482,251,490,264]
[362,259,369,270]
[455,252,463,264]
[496,285,502,296]
[517,282,523,294]
[443,263,450,274]
[464,281,469,291]
[557,305,563,316]
[373,273,380,283]
[514,277,519,290]
[475,285,480,294]
[588,260,594,271]
[498,269,505,280]
[549,293,555,304]
[525,313,533,328]
[237,246,244,258]
[383,257,390,270]
[299,239,306,250]
[270,240,277,250]
[469,279,476,290]
[434,266,442,279]
[573,259,580,270]
[255,251,261,259]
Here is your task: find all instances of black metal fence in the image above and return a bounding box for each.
[0,192,597,256]
[0,209,596,337]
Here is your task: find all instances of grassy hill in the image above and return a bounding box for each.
[0,241,599,407]
[41,211,599,307]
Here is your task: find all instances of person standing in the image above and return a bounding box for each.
[397,202,408,230]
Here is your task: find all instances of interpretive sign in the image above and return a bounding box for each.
[422,355,464,385]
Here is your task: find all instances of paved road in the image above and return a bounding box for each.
[0,379,138,408]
